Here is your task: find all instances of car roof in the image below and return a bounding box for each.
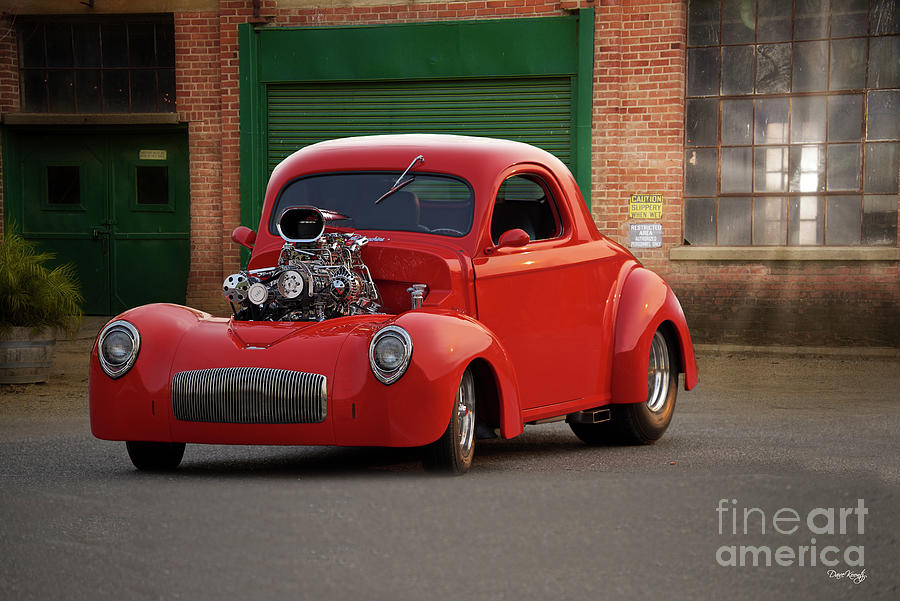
[269,134,570,184]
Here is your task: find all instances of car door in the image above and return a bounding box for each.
[472,168,615,415]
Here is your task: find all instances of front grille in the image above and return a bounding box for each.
[172,367,327,424]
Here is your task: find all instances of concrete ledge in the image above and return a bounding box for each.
[695,343,900,359]
[670,246,900,261]
[2,113,181,126]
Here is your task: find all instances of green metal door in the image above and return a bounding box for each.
[10,132,111,314]
[4,129,189,315]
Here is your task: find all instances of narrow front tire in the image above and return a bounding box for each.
[126,441,186,472]
[423,368,476,474]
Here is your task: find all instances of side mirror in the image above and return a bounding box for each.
[231,226,256,250]
[497,228,530,249]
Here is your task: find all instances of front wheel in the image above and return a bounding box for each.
[126,441,186,471]
[423,368,476,474]
[571,328,678,445]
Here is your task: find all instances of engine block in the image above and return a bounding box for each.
[223,207,381,321]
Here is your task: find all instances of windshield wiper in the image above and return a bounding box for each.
[374,155,424,204]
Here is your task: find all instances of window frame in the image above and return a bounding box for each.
[683,0,899,248]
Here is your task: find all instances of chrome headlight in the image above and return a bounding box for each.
[98,320,140,379]
[369,325,412,385]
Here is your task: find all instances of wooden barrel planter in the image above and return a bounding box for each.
[0,327,56,384]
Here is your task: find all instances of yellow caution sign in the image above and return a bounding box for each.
[629,193,663,219]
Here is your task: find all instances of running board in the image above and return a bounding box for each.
[565,407,612,425]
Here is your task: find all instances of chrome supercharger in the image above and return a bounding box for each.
[223,207,381,321]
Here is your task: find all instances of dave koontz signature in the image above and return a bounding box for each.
[827,569,867,584]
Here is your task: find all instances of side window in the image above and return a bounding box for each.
[490,174,561,244]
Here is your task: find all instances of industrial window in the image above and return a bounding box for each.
[17,15,175,113]
[684,0,899,246]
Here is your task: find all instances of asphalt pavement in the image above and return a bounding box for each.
[0,327,897,601]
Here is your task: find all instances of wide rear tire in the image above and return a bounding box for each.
[571,328,678,445]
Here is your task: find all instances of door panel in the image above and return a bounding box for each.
[16,135,110,314]
[109,133,189,313]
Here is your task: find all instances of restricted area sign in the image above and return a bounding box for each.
[629,223,663,249]
[629,193,663,219]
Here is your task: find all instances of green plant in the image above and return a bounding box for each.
[0,226,83,337]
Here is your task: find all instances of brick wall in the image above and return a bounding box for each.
[592,0,900,347]
[0,13,20,237]
[2,1,898,345]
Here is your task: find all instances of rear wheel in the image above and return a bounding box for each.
[423,368,475,474]
[126,441,185,471]
[570,328,678,445]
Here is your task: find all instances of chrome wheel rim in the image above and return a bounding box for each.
[646,331,671,413]
[456,370,475,456]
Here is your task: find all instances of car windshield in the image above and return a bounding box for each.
[270,172,475,237]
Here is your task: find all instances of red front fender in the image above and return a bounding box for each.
[611,268,699,404]
[332,309,523,446]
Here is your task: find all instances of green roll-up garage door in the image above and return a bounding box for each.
[240,13,594,227]
[265,77,573,175]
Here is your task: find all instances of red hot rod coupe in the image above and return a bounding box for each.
[90,134,698,474]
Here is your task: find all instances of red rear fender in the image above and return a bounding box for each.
[611,269,699,404]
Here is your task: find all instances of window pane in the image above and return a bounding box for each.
[47,70,74,112]
[830,38,867,90]
[758,0,792,43]
[103,70,129,112]
[21,69,47,112]
[754,146,789,192]
[686,98,718,146]
[47,166,80,205]
[791,96,826,143]
[136,166,169,205]
[794,0,829,41]
[831,0,868,37]
[45,23,73,68]
[863,195,899,245]
[129,23,156,67]
[753,197,788,244]
[687,0,720,46]
[722,99,753,145]
[869,36,900,89]
[158,69,176,112]
[718,197,752,244]
[685,148,717,195]
[826,144,861,191]
[792,41,827,92]
[101,23,127,68]
[721,148,753,193]
[75,70,101,112]
[156,25,175,68]
[20,23,45,67]
[756,44,791,94]
[723,0,756,44]
[789,196,824,245]
[688,47,720,96]
[755,98,789,144]
[130,70,157,112]
[825,196,862,245]
[871,0,900,35]
[865,143,900,193]
[827,95,863,142]
[866,90,900,140]
[722,45,755,95]
[790,144,825,192]
[684,197,716,245]
[72,23,100,68]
